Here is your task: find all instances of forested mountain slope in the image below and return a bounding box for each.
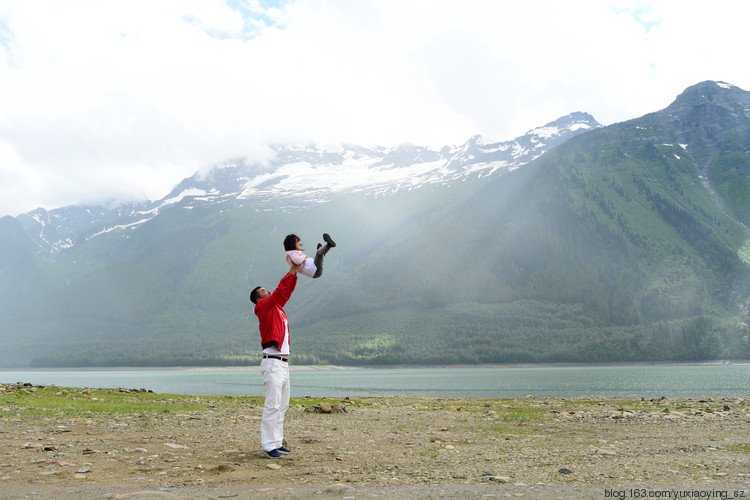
[1,82,749,367]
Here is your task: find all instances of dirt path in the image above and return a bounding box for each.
[1,384,749,499]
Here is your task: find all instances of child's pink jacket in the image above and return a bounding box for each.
[285,250,317,278]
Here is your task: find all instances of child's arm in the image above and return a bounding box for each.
[286,250,308,266]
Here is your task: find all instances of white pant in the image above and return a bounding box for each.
[260,357,290,452]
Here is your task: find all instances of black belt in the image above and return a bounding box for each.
[263,355,288,362]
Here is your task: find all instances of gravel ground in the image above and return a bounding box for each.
[1,385,749,499]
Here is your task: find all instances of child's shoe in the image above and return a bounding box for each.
[323,233,336,247]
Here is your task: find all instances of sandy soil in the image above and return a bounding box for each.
[1,384,749,499]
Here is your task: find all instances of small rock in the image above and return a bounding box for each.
[76,465,91,473]
[266,463,282,470]
[489,476,512,483]
[330,403,347,413]
[595,448,618,456]
[164,443,188,449]
[558,468,573,474]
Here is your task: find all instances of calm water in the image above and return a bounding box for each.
[1,363,748,398]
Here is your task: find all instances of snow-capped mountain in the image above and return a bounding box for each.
[4,81,750,368]
[14,112,600,254]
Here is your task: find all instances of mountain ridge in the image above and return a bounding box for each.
[2,81,750,367]
[8,112,600,256]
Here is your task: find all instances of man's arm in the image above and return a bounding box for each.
[266,262,299,308]
[255,263,300,313]
[288,261,299,276]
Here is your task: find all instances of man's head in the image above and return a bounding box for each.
[250,286,271,304]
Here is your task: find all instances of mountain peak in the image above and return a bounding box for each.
[668,80,747,110]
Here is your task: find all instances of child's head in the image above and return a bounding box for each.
[283,234,301,251]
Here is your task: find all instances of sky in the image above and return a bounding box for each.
[1,0,749,217]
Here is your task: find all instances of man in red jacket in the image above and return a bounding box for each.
[250,262,299,458]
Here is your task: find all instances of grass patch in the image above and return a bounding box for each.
[292,396,352,407]
[0,384,365,418]
[560,399,604,406]
[2,386,206,417]
[494,406,548,424]
[0,384,252,418]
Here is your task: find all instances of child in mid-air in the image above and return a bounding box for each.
[283,233,336,279]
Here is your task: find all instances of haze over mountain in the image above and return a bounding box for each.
[1,81,749,367]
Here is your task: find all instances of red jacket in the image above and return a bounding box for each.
[254,273,298,351]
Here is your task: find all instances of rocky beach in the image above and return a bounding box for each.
[1,383,749,499]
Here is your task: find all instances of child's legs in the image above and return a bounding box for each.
[312,244,330,278]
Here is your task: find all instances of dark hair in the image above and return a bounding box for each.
[283,234,300,251]
[250,286,262,304]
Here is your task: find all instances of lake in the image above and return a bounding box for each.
[1,363,748,398]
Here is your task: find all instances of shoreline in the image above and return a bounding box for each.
[2,359,749,372]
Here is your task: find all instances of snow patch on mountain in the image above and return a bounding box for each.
[85,217,153,240]
[16,112,601,254]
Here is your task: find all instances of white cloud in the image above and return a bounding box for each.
[0,0,749,216]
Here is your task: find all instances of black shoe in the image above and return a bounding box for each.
[317,243,322,249]
[261,448,283,459]
[276,446,291,454]
[323,233,336,247]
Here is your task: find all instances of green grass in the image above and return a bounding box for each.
[493,406,548,423]
[1,386,211,417]
[0,384,361,418]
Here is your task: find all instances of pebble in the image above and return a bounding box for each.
[489,476,513,483]
[164,443,188,449]
[305,402,347,413]
[595,448,618,456]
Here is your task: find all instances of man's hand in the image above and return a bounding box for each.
[289,261,301,276]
